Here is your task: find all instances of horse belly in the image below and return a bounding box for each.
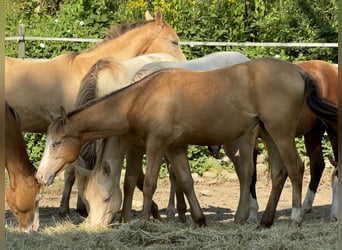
[170,107,259,146]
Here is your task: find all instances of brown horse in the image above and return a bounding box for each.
[36,58,337,227]
[5,101,42,233]
[5,9,186,133]
[73,51,251,226]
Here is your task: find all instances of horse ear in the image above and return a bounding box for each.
[47,109,59,121]
[145,10,154,20]
[60,106,68,122]
[155,9,163,25]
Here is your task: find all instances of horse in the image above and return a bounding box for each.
[206,59,339,224]
[69,51,251,226]
[5,9,186,133]
[36,58,337,227]
[5,101,42,233]
[58,52,182,217]
[6,9,186,217]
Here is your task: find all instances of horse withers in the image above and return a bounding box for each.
[5,101,42,233]
[36,58,337,227]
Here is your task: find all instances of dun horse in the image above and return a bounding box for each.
[5,101,42,233]
[37,58,337,227]
[73,51,251,226]
[5,9,186,133]
[59,52,181,218]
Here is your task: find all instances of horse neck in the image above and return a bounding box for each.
[6,155,36,190]
[69,90,135,143]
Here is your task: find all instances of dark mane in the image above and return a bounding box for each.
[104,20,155,41]
[66,19,155,61]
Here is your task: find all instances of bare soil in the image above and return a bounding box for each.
[5,162,335,227]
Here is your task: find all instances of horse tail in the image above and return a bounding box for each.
[301,70,338,123]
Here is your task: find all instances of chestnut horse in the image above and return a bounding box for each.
[296,61,338,217]
[36,58,337,227]
[5,101,42,233]
[58,52,181,217]
[73,51,251,226]
[5,9,186,133]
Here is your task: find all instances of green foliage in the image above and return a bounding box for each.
[5,0,337,174]
[23,133,46,168]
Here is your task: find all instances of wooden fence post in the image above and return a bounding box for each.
[18,24,25,59]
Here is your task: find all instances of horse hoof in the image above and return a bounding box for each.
[58,207,69,217]
[247,216,259,226]
[195,217,206,227]
[302,207,312,215]
[259,219,273,228]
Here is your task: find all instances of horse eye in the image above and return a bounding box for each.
[171,40,179,46]
[104,197,110,203]
[52,141,61,148]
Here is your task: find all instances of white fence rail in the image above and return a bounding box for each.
[5,24,338,58]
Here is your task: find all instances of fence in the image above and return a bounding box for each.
[5,24,339,59]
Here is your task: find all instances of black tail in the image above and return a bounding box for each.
[300,70,338,123]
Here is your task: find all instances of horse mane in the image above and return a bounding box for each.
[65,19,155,61]
[104,20,154,41]
[75,57,124,108]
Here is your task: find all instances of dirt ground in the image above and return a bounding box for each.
[5,159,335,227]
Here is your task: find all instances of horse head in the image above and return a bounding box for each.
[5,171,42,233]
[77,156,122,227]
[37,107,82,186]
[143,9,186,61]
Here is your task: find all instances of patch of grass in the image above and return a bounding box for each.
[5,218,337,250]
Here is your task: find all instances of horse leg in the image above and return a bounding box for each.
[141,141,165,221]
[59,164,75,216]
[165,147,206,226]
[326,125,338,220]
[302,122,325,214]
[136,163,161,220]
[248,147,259,224]
[120,145,144,221]
[121,144,161,222]
[165,160,187,222]
[262,126,304,226]
[165,158,176,220]
[224,137,259,224]
[224,131,257,224]
[258,130,288,227]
